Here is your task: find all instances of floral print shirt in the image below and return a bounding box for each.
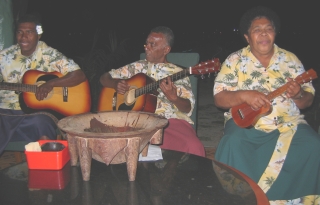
[109,60,195,124]
[0,41,81,110]
[214,44,315,132]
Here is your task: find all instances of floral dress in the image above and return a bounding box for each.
[214,44,320,204]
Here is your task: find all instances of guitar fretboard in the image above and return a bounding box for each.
[135,69,189,97]
[0,82,37,93]
[266,70,316,101]
[266,84,289,101]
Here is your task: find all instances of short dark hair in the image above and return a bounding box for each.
[150,26,174,47]
[239,6,281,37]
[16,13,42,27]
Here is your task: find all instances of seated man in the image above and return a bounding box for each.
[213,6,320,204]
[0,14,87,154]
[100,26,205,157]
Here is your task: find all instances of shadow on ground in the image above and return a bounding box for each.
[196,76,224,148]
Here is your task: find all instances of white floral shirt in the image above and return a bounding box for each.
[0,41,81,110]
[109,60,195,124]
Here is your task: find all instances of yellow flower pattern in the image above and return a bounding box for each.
[214,44,318,204]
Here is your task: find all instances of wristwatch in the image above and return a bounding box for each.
[295,90,304,99]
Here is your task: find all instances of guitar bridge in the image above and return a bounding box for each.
[63,87,68,102]
[112,92,117,110]
[237,109,244,119]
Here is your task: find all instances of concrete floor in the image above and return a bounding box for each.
[196,75,224,149]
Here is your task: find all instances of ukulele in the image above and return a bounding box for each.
[231,69,318,128]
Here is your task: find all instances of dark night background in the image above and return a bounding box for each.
[21,0,319,71]
[9,0,320,129]
[49,0,319,171]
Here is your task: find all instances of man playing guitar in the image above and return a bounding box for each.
[0,14,87,154]
[100,26,205,157]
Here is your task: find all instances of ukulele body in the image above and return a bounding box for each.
[231,103,272,128]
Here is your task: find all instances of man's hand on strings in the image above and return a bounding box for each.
[35,82,53,101]
[160,76,178,102]
[116,80,130,95]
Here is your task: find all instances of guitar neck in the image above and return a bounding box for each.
[266,69,317,101]
[266,84,289,101]
[0,82,37,93]
[135,69,188,97]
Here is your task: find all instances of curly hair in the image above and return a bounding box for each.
[16,13,42,27]
[150,26,175,47]
[239,6,281,37]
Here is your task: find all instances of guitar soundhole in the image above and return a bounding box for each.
[118,103,135,111]
[37,74,58,82]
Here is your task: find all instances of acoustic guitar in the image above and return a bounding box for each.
[231,69,318,128]
[0,70,91,117]
[97,58,221,113]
